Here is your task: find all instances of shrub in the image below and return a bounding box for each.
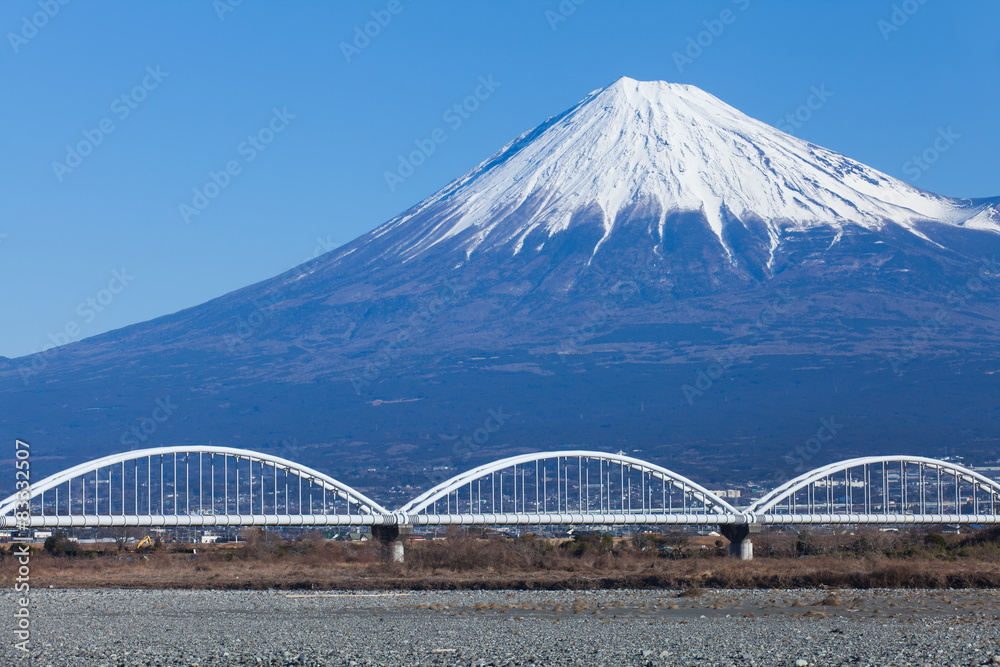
[238,527,281,560]
[795,531,817,557]
[43,532,79,557]
[559,533,614,557]
[924,533,948,550]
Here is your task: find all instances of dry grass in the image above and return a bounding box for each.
[5,528,999,591]
[816,593,843,606]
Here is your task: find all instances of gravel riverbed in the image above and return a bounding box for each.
[1,588,999,666]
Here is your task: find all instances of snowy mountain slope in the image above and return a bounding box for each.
[373,77,998,267]
[2,77,999,481]
[6,75,997,367]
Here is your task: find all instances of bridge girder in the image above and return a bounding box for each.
[2,449,999,537]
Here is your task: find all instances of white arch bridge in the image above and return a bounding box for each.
[3,447,999,560]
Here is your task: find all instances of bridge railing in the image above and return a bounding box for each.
[0,445,388,528]
[747,456,1000,521]
[2,448,999,530]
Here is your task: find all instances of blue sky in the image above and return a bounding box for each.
[2,0,998,358]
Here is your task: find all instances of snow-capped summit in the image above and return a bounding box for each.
[6,78,1000,475]
[376,76,998,265]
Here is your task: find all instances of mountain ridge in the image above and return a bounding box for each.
[3,77,999,487]
[367,76,997,268]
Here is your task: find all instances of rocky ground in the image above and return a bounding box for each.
[1,588,999,666]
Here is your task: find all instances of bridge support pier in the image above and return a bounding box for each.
[371,524,412,563]
[719,522,759,560]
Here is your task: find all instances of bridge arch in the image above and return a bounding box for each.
[0,445,389,528]
[399,450,739,517]
[747,455,1000,518]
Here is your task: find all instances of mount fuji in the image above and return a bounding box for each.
[3,77,999,489]
[376,77,997,268]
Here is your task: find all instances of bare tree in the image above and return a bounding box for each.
[100,526,146,552]
[240,527,279,559]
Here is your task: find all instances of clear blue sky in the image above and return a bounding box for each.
[2,0,998,358]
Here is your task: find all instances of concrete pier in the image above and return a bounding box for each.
[719,522,760,560]
[371,524,413,563]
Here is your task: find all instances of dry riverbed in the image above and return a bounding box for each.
[2,588,999,666]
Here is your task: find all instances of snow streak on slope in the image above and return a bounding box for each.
[376,77,999,262]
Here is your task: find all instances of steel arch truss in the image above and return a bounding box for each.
[0,445,388,528]
[398,450,740,525]
[747,456,1000,525]
[4,449,998,531]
